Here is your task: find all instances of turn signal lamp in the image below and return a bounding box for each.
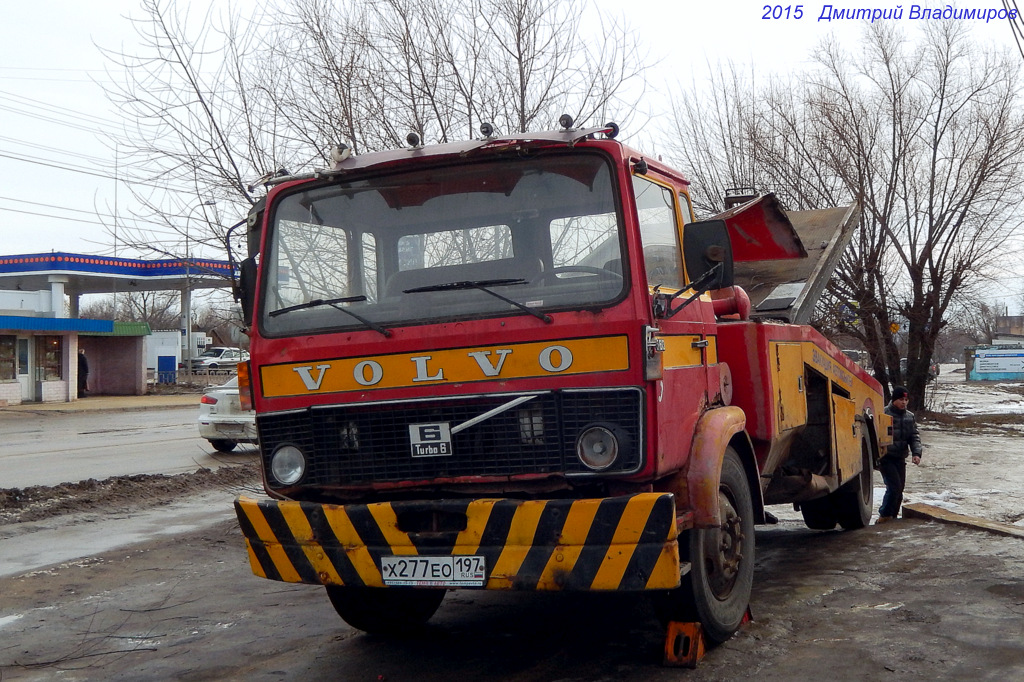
[237,361,254,411]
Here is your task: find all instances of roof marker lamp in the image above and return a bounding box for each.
[330,143,351,164]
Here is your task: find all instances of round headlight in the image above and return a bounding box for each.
[576,425,620,471]
[271,445,306,485]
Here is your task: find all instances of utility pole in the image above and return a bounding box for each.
[183,200,217,377]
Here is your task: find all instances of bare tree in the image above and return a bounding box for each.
[669,23,1024,409]
[80,291,182,329]
[100,0,648,264]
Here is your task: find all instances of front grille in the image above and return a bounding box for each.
[258,389,644,487]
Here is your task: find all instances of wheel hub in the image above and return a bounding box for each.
[703,490,746,598]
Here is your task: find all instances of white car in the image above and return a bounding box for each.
[197,376,258,451]
[189,347,250,373]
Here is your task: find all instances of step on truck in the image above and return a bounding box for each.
[232,120,891,647]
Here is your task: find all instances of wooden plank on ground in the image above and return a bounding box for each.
[902,503,1024,539]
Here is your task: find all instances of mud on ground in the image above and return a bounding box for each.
[0,464,262,526]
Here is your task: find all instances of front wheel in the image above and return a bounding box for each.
[654,448,755,643]
[326,586,445,635]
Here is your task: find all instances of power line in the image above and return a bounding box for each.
[0,204,200,240]
[0,89,121,130]
[0,149,203,195]
[0,194,118,217]
[0,137,115,166]
[0,102,112,136]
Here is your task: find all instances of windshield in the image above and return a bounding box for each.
[260,153,625,336]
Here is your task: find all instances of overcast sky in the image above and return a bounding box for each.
[1,1,1021,307]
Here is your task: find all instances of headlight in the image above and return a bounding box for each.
[271,444,306,485]
[575,424,620,471]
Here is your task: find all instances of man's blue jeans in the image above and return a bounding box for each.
[878,455,907,518]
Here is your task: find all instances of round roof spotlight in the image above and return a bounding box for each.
[604,122,619,139]
[558,114,574,130]
[271,444,306,485]
[480,121,495,138]
[406,131,421,147]
[576,423,624,472]
[330,143,351,164]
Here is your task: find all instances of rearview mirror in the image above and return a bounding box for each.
[683,219,734,289]
[237,257,258,327]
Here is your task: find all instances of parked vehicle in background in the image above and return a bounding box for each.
[900,357,939,382]
[198,376,257,451]
[189,347,249,373]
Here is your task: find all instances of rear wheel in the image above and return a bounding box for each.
[326,586,446,635]
[801,430,875,531]
[208,439,237,452]
[835,433,874,530]
[799,496,838,530]
[654,448,754,643]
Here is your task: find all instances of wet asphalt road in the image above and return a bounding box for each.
[1,510,1022,681]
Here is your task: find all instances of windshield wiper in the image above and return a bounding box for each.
[404,279,552,324]
[268,295,392,337]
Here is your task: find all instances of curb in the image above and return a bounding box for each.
[0,395,201,415]
[902,502,1024,539]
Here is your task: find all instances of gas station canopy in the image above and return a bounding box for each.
[0,252,235,296]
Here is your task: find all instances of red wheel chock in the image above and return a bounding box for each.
[663,621,705,667]
[663,606,753,668]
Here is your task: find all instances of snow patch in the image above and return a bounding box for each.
[0,614,24,629]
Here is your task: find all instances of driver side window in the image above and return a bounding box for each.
[632,176,684,289]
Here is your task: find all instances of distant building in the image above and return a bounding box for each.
[994,315,1024,340]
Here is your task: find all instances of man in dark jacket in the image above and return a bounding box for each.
[877,386,922,523]
[78,348,90,398]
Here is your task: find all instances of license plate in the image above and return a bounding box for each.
[381,555,486,587]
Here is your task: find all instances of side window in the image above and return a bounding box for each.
[632,176,684,289]
[679,192,695,225]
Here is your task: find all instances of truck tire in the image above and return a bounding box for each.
[325,586,445,634]
[654,448,755,643]
[834,434,874,530]
[801,432,874,530]
[208,439,238,452]
[799,496,838,530]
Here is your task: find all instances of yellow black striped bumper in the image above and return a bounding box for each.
[234,493,680,591]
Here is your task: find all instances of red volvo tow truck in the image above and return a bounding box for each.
[231,120,891,650]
